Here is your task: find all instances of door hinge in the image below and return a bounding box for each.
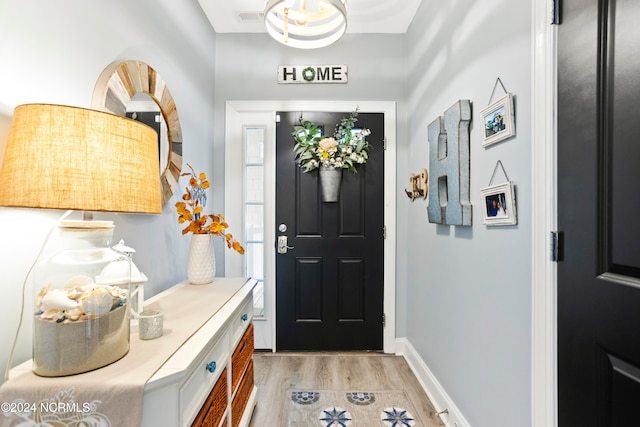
[275,113,281,123]
[383,225,387,239]
[551,0,560,25]
[382,313,386,327]
[383,137,387,150]
[550,231,561,262]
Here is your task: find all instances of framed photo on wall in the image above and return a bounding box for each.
[480,181,517,226]
[480,93,515,147]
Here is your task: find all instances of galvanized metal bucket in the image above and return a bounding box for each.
[319,166,342,202]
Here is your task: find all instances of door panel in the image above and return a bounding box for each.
[295,257,322,320]
[297,171,322,235]
[275,111,384,351]
[604,352,640,425]
[558,0,640,424]
[338,258,365,320]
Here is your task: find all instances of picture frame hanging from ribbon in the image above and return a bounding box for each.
[480,78,516,147]
[480,160,517,226]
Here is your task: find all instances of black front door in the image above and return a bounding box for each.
[275,111,385,351]
[557,0,640,424]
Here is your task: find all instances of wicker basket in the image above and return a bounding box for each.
[231,324,254,393]
[231,360,254,427]
[191,368,228,427]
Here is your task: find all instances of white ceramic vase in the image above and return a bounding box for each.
[187,233,216,285]
[319,166,342,202]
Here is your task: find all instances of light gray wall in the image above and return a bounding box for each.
[0,0,216,383]
[405,0,533,425]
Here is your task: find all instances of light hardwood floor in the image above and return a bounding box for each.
[248,352,445,426]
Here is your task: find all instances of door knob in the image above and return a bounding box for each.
[277,235,294,254]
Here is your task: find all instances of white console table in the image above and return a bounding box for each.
[0,277,257,427]
[141,277,257,427]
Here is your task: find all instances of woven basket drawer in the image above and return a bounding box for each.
[231,359,254,427]
[231,323,254,393]
[191,368,228,427]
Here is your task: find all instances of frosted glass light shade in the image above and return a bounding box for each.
[264,0,347,49]
[0,104,162,214]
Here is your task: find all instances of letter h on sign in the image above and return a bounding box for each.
[427,100,472,226]
[282,67,296,81]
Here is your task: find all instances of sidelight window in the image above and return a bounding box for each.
[244,127,265,318]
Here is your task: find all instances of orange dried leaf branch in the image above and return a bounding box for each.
[174,163,245,255]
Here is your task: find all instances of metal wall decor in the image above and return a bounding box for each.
[427,99,472,226]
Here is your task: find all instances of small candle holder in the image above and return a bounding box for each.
[138,309,163,340]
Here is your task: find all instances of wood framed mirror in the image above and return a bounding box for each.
[92,60,182,206]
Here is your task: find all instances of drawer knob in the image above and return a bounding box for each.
[241,313,248,322]
[206,361,216,373]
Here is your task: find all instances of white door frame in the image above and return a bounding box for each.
[225,100,397,353]
[532,0,557,425]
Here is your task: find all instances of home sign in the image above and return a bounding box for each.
[278,65,348,84]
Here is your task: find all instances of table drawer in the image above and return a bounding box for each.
[229,294,253,348]
[181,332,229,426]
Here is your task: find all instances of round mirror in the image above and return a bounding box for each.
[127,93,170,178]
[91,60,182,206]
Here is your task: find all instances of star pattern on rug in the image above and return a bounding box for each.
[319,407,353,426]
[381,407,416,426]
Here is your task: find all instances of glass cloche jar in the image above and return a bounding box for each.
[32,220,131,376]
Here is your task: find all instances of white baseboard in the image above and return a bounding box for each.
[396,338,471,427]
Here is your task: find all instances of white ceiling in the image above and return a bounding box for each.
[197,0,423,34]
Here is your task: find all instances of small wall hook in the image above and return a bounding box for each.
[405,187,417,200]
[405,168,429,201]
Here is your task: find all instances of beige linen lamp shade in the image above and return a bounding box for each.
[0,104,162,214]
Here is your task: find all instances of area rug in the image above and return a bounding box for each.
[287,389,423,426]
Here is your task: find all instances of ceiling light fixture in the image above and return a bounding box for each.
[264,0,347,49]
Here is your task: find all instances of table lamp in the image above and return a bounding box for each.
[0,104,161,377]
